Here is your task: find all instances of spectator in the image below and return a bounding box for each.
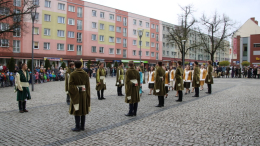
[14,64,19,73]
[54,66,59,75]
[92,67,96,78]
[0,64,3,72]
[3,64,7,72]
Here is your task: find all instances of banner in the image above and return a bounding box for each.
[233,38,237,55]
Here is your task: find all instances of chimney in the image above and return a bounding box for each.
[250,17,258,25]
[255,20,258,25]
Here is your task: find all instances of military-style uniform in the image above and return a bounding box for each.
[174,66,184,101]
[154,66,166,107]
[192,66,200,97]
[125,67,140,116]
[15,69,31,112]
[116,66,124,96]
[205,65,214,94]
[96,67,106,100]
[65,68,74,105]
[226,67,230,78]
[68,68,91,131]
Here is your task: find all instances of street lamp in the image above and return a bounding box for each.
[138,29,144,65]
[182,40,186,69]
[31,5,38,91]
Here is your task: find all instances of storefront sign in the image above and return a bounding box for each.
[44,57,62,61]
[121,60,148,63]
[256,57,260,61]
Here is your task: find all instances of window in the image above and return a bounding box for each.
[0,7,10,15]
[116,38,121,43]
[163,34,165,38]
[33,0,39,6]
[67,44,74,51]
[57,43,64,50]
[109,36,114,42]
[68,5,75,12]
[57,30,65,37]
[166,51,169,56]
[0,23,9,31]
[146,22,149,28]
[163,26,165,31]
[77,20,82,30]
[77,45,82,55]
[109,48,114,54]
[77,32,82,42]
[133,29,136,35]
[13,26,21,37]
[13,40,20,52]
[146,51,149,56]
[99,35,104,41]
[151,52,154,57]
[100,12,105,18]
[133,40,137,45]
[123,39,127,47]
[13,0,21,7]
[146,42,149,47]
[123,49,127,58]
[166,43,169,48]
[116,27,121,33]
[156,52,159,60]
[109,14,114,20]
[123,28,127,37]
[13,10,21,22]
[68,18,75,25]
[91,46,96,52]
[44,42,50,50]
[156,34,159,41]
[92,22,97,28]
[151,33,155,38]
[35,13,39,20]
[77,7,82,17]
[117,16,121,21]
[45,0,51,8]
[68,31,74,38]
[58,16,65,24]
[131,19,136,25]
[254,44,260,47]
[100,23,104,30]
[139,21,142,26]
[146,32,149,37]
[133,50,136,56]
[91,34,96,40]
[33,27,39,35]
[99,47,104,53]
[44,28,50,36]
[92,10,96,16]
[33,42,39,49]
[151,24,155,29]
[156,25,159,32]
[116,49,121,54]
[109,25,114,31]
[151,42,155,47]
[44,14,51,21]
[123,17,127,26]
[58,3,65,10]
[156,43,159,51]
[163,42,165,47]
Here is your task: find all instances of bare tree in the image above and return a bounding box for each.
[197,12,236,64]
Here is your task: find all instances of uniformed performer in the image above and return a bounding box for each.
[147,66,155,95]
[205,60,214,94]
[174,61,184,102]
[183,65,192,95]
[163,66,170,98]
[96,62,106,100]
[226,66,230,78]
[192,61,200,97]
[68,61,91,132]
[116,62,124,96]
[125,61,140,116]
[15,62,31,113]
[65,62,75,105]
[169,66,175,91]
[199,64,207,91]
[154,62,166,107]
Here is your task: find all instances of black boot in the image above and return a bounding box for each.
[23,101,28,112]
[209,84,212,93]
[133,103,138,116]
[97,91,101,100]
[117,87,120,96]
[120,87,124,96]
[156,96,162,107]
[125,104,133,116]
[176,91,182,102]
[162,96,164,106]
[72,116,81,132]
[18,101,23,113]
[80,116,86,131]
[66,94,70,105]
[101,89,106,100]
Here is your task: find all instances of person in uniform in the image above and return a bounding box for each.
[174,61,184,102]
[199,64,207,91]
[125,61,140,116]
[205,60,214,94]
[192,61,200,97]
[147,66,155,95]
[154,62,166,107]
[96,62,106,100]
[238,67,242,78]
[163,66,170,98]
[68,61,91,132]
[116,62,124,96]
[226,66,230,78]
[65,62,75,105]
[15,63,31,113]
[169,66,175,91]
[183,65,192,95]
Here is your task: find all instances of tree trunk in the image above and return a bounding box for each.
[211,54,214,66]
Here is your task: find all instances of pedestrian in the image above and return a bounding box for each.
[169,66,175,91]
[154,62,166,107]
[147,66,155,95]
[183,65,192,95]
[163,66,170,98]
[140,62,146,87]
[96,62,106,100]
[68,61,91,132]
[257,67,260,78]
[199,64,207,91]
[205,60,214,94]
[65,62,75,105]
[174,61,184,102]
[226,66,230,78]
[15,62,31,113]
[238,67,242,78]
[124,61,140,117]
[192,61,200,97]
[136,66,143,97]
[243,67,248,78]
[116,62,124,96]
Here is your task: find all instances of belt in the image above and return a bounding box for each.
[159,76,163,78]
[100,76,106,84]
[77,85,86,92]
[20,82,29,87]
[130,79,137,84]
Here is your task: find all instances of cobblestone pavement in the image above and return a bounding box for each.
[0,75,259,145]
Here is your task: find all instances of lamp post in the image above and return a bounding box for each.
[182,40,186,69]
[138,29,144,65]
[31,6,38,91]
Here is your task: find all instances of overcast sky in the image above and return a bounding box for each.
[83,0,260,27]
